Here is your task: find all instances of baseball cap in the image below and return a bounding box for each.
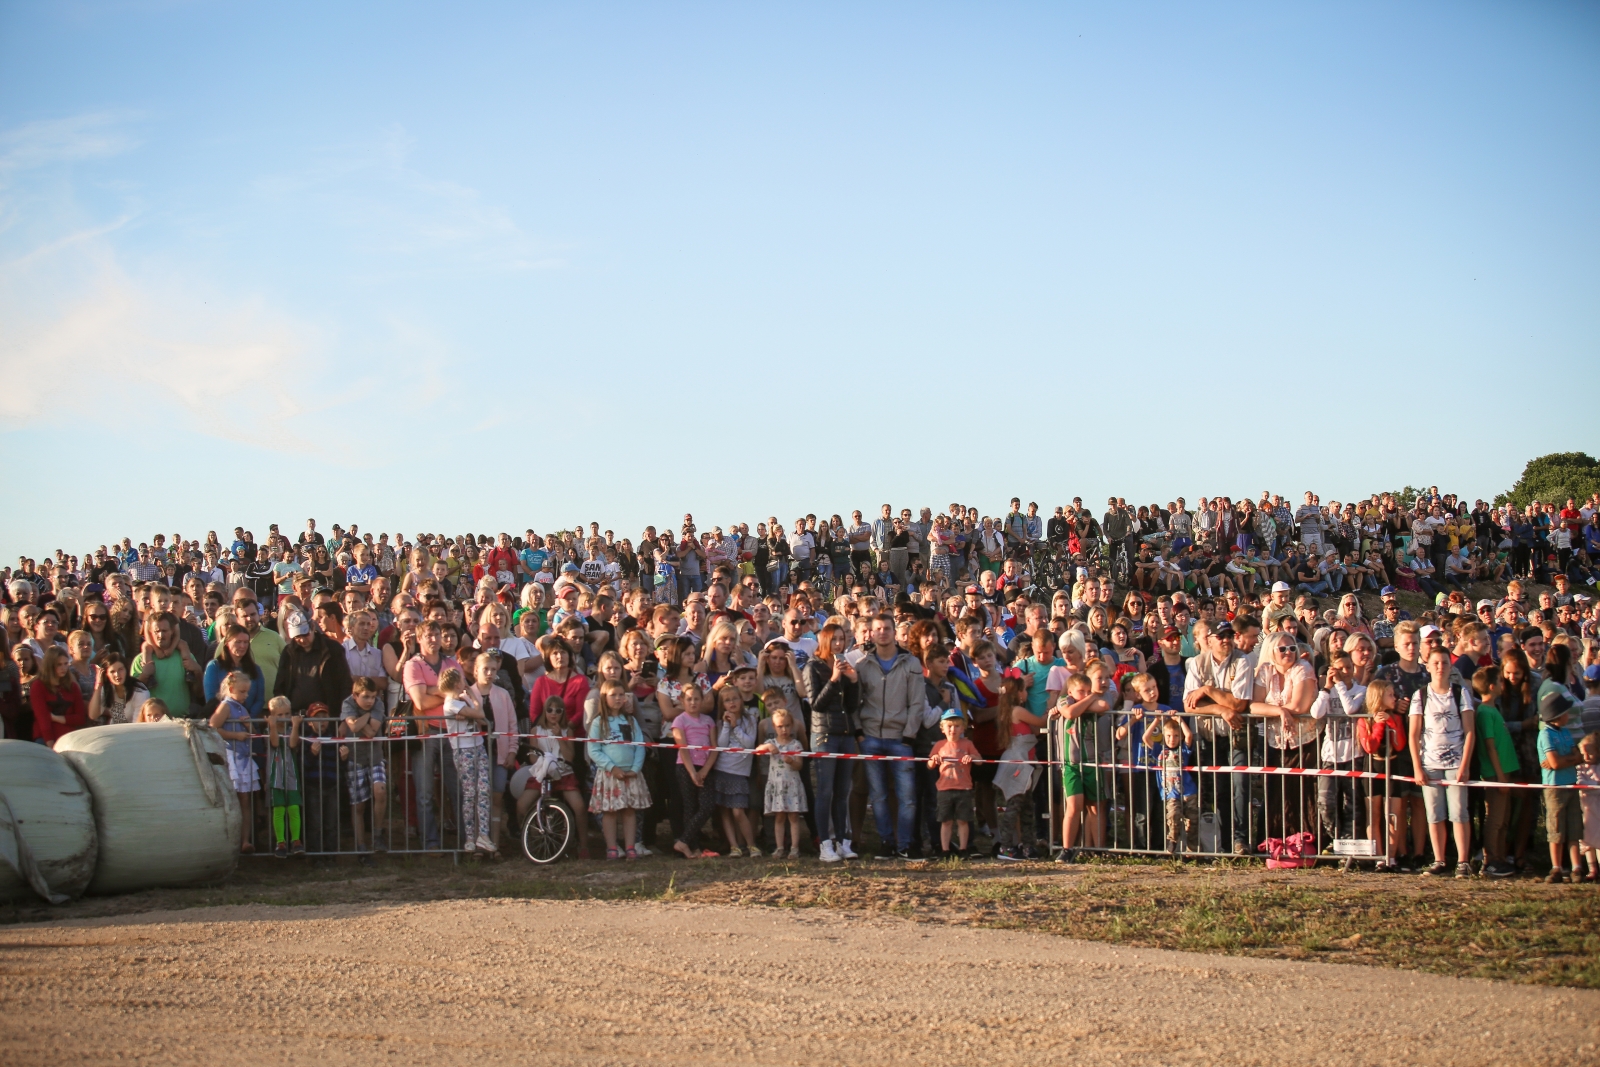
[1475,599,1494,610]
[561,562,580,573]
[1161,627,1182,641]
[285,613,312,638]
[1270,581,1291,593]
[940,709,965,723]
[1418,624,1441,641]
[1379,585,1396,597]
[964,584,981,595]
[728,662,757,676]
[1211,620,1235,638]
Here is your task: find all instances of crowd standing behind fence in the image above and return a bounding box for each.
[5,489,1600,882]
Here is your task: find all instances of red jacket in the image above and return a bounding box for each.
[32,679,87,746]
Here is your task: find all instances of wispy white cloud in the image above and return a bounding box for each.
[250,124,568,273]
[0,112,140,175]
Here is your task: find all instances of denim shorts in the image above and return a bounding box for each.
[1419,766,1467,824]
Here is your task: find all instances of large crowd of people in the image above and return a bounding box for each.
[5,488,1600,882]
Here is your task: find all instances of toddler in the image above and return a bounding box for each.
[340,676,389,856]
[1576,733,1600,883]
[757,706,807,858]
[927,709,979,855]
[1143,715,1198,853]
[265,695,304,857]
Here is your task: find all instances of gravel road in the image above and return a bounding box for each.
[2,899,1595,1065]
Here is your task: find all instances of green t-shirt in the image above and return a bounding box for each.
[1473,703,1519,779]
[131,648,193,717]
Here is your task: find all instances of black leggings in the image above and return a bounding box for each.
[676,764,717,851]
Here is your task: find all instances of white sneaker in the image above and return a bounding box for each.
[819,840,840,863]
[837,839,858,860]
[633,843,652,857]
[475,834,496,853]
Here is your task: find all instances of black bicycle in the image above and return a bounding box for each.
[520,777,574,864]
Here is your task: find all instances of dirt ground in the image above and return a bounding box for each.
[4,896,1599,1067]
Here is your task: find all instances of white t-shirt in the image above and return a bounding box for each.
[1409,684,1468,770]
[787,531,814,561]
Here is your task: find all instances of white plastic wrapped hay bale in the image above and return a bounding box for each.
[56,721,240,894]
[0,739,98,903]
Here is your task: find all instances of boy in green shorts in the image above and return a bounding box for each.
[1055,672,1111,855]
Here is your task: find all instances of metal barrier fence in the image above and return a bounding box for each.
[229,717,502,859]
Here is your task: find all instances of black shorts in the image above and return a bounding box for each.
[936,788,976,824]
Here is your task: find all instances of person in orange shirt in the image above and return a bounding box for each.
[927,710,981,856]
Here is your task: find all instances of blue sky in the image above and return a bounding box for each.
[2,2,1596,556]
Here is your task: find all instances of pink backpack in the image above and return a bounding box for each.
[1259,832,1317,869]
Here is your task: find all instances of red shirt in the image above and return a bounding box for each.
[529,671,591,729]
[32,680,87,746]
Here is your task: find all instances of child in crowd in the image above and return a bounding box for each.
[757,705,807,858]
[671,684,721,859]
[1577,732,1600,883]
[1116,671,1169,852]
[1470,666,1518,877]
[136,696,170,723]
[341,676,389,857]
[1056,672,1110,852]
[1537,689,1583,883]
[1358,678,1411,872]
[265,695,303,858]
[525,695,590,857]
[209,669,258,853]
[439,666,493,854]
[712,683,761,857]
[588,680,652,860]
[927,709,979,855]
[992,672,1040,860]
[1144,714,1198,854]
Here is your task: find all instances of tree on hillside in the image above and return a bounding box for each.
[1495,452,1600,509]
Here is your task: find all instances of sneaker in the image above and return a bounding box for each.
[875,847,898,861]
[476,834,497,853]
[1488,860,1516,879]
[894,848,913,860]
[997,846,1024,862]
[788,846,801,860]
[837,840,858,860]
[289,840,306,857]
[633,844,653,857]
[1232,841,1250,856]
[1455,862,1472,879]
[1546,869,1567,884]
[274,842,289,859]
[1421,861,1448,877]
[726,846,744,858]
[1055,847,1076,864]
[819,840,840,863]
[746,846,763,858]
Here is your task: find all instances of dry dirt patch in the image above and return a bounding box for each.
[3,898,1598,1067]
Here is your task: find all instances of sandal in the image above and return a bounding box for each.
[625,847,638,861]
[606,847,622,861]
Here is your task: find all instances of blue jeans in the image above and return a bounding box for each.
[413,735,460,851]
[861,735,916,850]
[813,735,857,843]
[1296,579,1330,596]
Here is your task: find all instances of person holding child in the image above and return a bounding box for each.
[439,666,494,854]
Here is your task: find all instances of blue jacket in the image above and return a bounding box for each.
[588,712,646,774]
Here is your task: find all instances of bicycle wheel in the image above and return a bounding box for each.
[522,800,573,864]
